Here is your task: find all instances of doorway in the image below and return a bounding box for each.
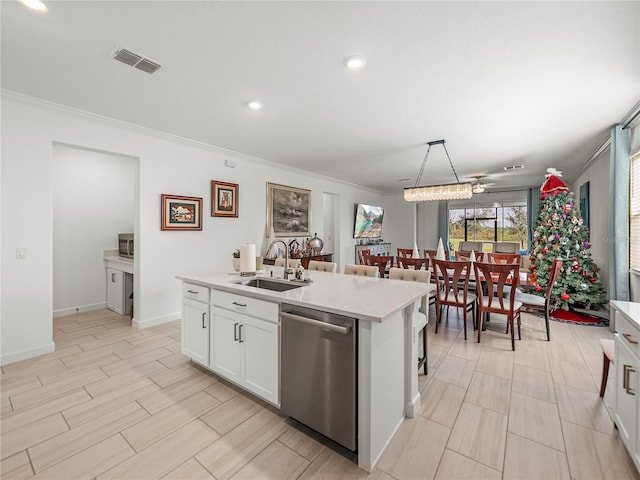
[322,192,340,265]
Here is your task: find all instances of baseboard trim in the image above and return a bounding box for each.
[1,342,55,366]
[133,311,181,329]
[53,302,106,318]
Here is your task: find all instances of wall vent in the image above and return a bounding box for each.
[112,48,161,74]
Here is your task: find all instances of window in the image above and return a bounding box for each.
[449,203,528,252]
[630,154,640,270]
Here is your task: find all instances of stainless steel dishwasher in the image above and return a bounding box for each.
[280,304,357,452]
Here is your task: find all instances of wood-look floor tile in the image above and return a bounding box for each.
[203,379,242,403]
[138,373,217,414]
[99,421,219,479]
[1,451,33,480]
[78,330,142,351]
[465,371,511,415]
[162,458,215,480]
[377,416,450,480]
[448,336,484,362]
[418,378,466,428]
[476,349,513,380]
[512,363,556,403]
[158,351,190,369]
[1,413,69,460]
[122,391,219,452]
[36,361,112,385]
[2,388,90,434]
[425,342,450,372]
[432,356,476,389]
[1,374,43,400]
[278,424,325,461]
[195,409,287,480]
[434,449,501,479]
[554,383,616,434]
[59,341,134,367]
[550,358,598,392]
[562,420,640,480]
[297,448,370,480]
[547,340,584,363]
[447,402,508,471]
[508,391,564,451]
[503,432,570,479]
[83,360,166,397]
[200,393,262,435]
[513,341,550,371]
[149,361,209,388]
[100,348,174,376]
[62,378,159,428]
[32,433,135,480]
[1,396,14,415]
[230,440,309,479]
[1,347,80,374]
[30,401,149,473]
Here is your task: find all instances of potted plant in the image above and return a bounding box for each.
[232,249,240,271]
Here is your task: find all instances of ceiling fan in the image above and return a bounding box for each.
[470,175,496,194]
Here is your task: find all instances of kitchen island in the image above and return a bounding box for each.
[176,267,435,472]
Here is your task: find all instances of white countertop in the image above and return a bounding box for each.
[611,300,640,328]
[104,250,133,274]
[177,267,435,323]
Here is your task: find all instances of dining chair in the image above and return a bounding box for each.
[454,251,486,263]
[368,254,392,278]
[458,241,483,252]
[487,252,521,265]
[274,258,302,268]
[505,258,562,341]
[357,249,371,265]
[389,267,433,374]
[343,264,379,277]
[307,260,337,273]
[492,241,520,254]
[397,257,426,270]
[474,261,522,350]
[397,248,415,258]
[432,259,476,340]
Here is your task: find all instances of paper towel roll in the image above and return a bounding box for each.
[240,244,256,273]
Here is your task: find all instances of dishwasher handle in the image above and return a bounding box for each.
[281,311,351,335]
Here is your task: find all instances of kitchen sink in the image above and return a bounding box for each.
[235,278,304,292]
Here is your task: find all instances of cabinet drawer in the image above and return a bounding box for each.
[616,312,640,356]
[183,283,210,303]
[212,290,279,323]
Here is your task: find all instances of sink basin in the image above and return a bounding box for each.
[235,278,303,292]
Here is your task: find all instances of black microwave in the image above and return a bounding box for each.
[119,234,134,259]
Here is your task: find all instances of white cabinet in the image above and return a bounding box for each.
[107,267,125,314]
[181,283,210,367]
[355,243,391,264]
[211,290,279,406]
[612,300,640,473]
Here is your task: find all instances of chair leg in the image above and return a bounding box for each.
[517,312,522,340]
[477,307,482,343]
[463,305,467,341]
[435,304,441,334]
[600,352,610,397]
[423,326,428,375]
[544,309,551,341]
[510,315,515,351]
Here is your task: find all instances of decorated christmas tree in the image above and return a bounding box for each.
[529,169,605,310]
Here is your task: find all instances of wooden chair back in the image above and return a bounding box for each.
[432,259,473,306]
[455,251,486,262]
[397,257,426,270]
[487,253,521,265]
[545,259,563,305]
[425,249,450,262]
[473,262,520,313]
[397,248,415,258]
[368,255,392,278]
[357,249,371,265]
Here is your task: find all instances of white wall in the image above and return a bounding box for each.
[52,144,135,316]
[381,194,417,254]
[572,148,611,300]
[1,92,385,365]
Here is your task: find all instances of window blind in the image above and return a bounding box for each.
[630,154,640,269]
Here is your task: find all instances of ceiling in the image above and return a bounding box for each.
[2,1,639,194]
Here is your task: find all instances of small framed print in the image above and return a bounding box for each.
[161,194,203,231]
[211,181,238,218]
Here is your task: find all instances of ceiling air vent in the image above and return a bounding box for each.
[112,48,161,74]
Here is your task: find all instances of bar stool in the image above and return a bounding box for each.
[599,338,615,397]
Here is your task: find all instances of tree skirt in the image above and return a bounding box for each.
[550,308,608,326]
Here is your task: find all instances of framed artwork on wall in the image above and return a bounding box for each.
[161,194,203,231]
[266,182,311,237]
[211,181,238,217]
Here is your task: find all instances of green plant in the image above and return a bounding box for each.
[232,249,240,258]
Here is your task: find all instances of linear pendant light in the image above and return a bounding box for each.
[404,140,472,202]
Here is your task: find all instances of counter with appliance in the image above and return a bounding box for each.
[104,249,133,316]
[176,267,435,472]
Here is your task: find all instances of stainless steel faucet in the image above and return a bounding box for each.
[267,240,293,280]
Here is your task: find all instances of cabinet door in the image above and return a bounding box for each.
[182,298,209,366]
[615,335,638,453]
[242,316,279,405]
[106,268,124,314]
[211,307,242,383]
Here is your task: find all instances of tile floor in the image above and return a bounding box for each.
[1,307,638,479]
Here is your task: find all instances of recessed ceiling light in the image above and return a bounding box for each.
[344,56,367,70]
[19,0,47,12]
[248,101,262,110]
[503,164,524,171]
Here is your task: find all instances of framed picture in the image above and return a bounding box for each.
[579,181,590,236]
[266,182,311,237]
[211,181,238,217]
[161,194,202,231]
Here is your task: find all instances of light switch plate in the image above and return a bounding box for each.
[16,248,27,260]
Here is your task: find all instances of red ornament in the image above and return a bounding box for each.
[590,277,596,283]
[561,292,570,301]
[535,285,542,292]
[542,247,548,255]
[582,270,588,276]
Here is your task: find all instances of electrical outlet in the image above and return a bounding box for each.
[16,248,27,260]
